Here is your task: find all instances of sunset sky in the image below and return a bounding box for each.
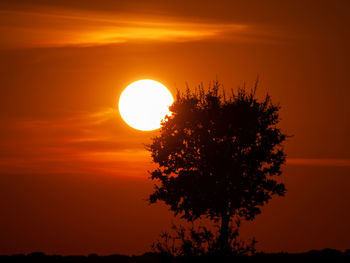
[1,0,349,255]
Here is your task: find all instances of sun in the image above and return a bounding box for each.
[118,79,174,131]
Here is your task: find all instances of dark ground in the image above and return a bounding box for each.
[1,249,350,263]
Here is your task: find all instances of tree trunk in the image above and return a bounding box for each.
[219,212,229,255]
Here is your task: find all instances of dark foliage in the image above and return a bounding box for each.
[147,81,287,254]
[152,221,256,259]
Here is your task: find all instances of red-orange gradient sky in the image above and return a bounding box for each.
[1,0,350,255]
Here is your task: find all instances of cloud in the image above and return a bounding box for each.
[287,158,350,167]
[0,9,283,48]
[0,108,155,177]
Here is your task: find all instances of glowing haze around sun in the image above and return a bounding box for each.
[118,79,174,131]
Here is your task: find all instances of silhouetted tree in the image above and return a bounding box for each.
[147,81,287,256]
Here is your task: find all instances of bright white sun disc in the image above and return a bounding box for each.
[118,79,174,131]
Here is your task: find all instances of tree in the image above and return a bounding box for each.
[147,81,287,255]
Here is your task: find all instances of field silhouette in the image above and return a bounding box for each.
[1,249,350,263]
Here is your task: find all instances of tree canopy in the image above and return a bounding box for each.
[147,81,287,254]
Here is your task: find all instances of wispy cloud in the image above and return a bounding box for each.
[287,158,350,167]
[0,9,281,48]
[0,108,155,177]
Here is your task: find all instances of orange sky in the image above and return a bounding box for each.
[1,0,350,255]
